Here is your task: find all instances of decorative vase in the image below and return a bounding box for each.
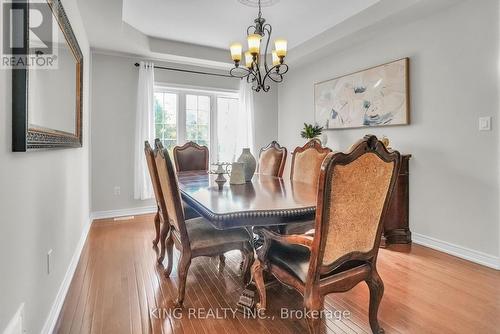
[237,148,256,182]
[228,162,246,185]
[381,135,390,148]
[306,137,321,145]
[320,133,328,145]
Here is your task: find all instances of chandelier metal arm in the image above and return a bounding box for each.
[246,63,259,88]
[262,24,272,73]
[263,63,289,84]
[229,66,252,79]
[246,25,257,36]
[254,60,263,90]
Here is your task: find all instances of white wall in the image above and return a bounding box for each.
[253,83,279,156]
[0,0,91,332]
[278,0,499,261]
[90,52,278,214]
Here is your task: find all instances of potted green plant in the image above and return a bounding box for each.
[301,123,323,141]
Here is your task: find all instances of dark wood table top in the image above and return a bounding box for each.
[177,171,317,229]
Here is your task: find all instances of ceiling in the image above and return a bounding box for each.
[121,0,380,50]
[78,0,456,68]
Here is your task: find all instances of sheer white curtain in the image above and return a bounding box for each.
[134,61,155,200]
[234,80,255,159]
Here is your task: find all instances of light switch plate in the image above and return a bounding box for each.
[479,117,491,131]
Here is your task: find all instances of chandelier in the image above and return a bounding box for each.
[229,0,288,92]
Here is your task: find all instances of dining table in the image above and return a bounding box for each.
[177,170,319,311]
[177,170,318,230]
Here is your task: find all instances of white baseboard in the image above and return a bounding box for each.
[41,217,92,334]
[90,206,157,221]
[413,233,500,270]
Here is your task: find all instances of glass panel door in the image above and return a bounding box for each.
[185,94,210,148]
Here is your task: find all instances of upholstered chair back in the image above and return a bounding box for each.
[154,139,189,244]
[311,136,400,276]
[290,139,332,186]
[144,141,166,214]
[173,141,209,172]
[258,141,287,177]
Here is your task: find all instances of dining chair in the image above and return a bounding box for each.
[257,141,287,177]
[251,135,401,334]
[145,141,203,247]
[154,139,254,307]
[290,139,332,185]
[173,141,209,172]
[144,142,167,247]
[172,141,210,220]
[281,139,332,235]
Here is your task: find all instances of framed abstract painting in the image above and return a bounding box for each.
[314,58,409,130]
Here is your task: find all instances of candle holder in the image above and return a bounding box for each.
[210,163,230,191]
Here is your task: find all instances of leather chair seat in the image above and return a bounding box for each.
[186,217,251,251]
[268,240,366,283]
[280,220,315,235]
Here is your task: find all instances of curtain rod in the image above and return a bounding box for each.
[134,63,237,79]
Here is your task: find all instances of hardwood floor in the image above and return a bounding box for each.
[55,214,500,334]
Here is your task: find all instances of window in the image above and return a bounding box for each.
[154,92,177,153]
[154,86,240,163]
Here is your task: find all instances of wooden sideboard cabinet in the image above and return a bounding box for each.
[381,154,411,247]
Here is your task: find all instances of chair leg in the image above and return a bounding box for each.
[251,258,266,312]
[152,211,161,246]
[304,310,322,334]
[241,244,254,285]
[175,253,191,308]
[157,223,170,264]
[304,295,324,334]
[164,234,174,277]
[217,254,226,273]
[366,270,385,334]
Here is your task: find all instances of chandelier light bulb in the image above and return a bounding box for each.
[274,39,287,57]
[247,34,262,55]
[230,43,242,62]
